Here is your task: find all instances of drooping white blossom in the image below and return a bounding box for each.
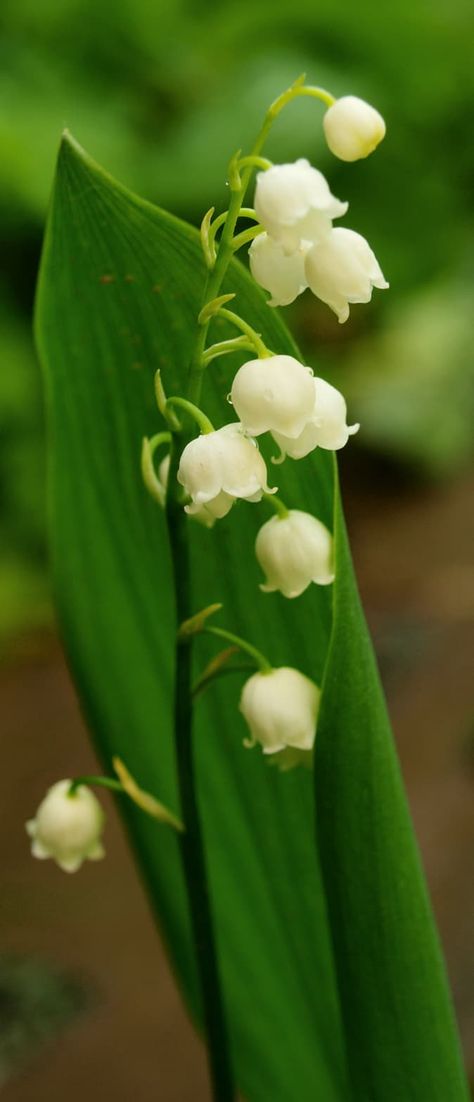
[248,233,308,306]
[239,667,320,754]
[177,423,276,516]
[323,96,386,162]
[26,780,105,873]
[254,159,348,254]
[256,510,334,598]
[230,355,315,438]
[305,227,388,323]
[272,377,359,459]
[158,455,224,527]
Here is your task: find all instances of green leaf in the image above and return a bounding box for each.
[35,134,468,1101]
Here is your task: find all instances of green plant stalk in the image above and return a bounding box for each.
[164,78,327,1100]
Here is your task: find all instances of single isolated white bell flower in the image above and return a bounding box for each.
[26,780,105,873]
[239,667,320,754]
[305,227,388,323]
[254,159,348,255]
[177,423,276,516]
[256,510,334,598]
[272,376,359,459]
[323,95,386,162]
[248,233,309,307]
[231,355,315,438]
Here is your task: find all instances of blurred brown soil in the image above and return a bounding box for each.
[1,467,473,1100]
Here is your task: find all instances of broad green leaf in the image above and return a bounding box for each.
[35,135,468,1101]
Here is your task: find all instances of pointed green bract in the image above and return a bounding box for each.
[35,134,467,1100]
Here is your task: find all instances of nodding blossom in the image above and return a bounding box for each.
[272,377,359,459]
[323,96,386,162]
[254,159,347,254]
[256,510,334,598]
[177,423,276,517]
[239,667,320,754]
[248,233,309,307]
[304,227,388,323]
[158,455,225,527]
[230,355,315,438]
[26,780,105,873]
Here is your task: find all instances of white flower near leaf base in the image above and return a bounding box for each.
[177,423,276,516]
[230,355,315,438]
[158,455,223,528]
[323,96,386,162]
[305,228,388,323]
[26,780,105,873]
[256,510,334,598]
[240,667,320,754]
[254,159,348,255]
[272,377,359,459]
[248,233,309,307]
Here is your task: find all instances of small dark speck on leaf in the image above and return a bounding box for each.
[152,285,162,294]
[131,362,143,371]
[124,274,136,283]
[99,274,116,284]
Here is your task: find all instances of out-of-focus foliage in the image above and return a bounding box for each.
[0,954,89,1085]
[1,0,474,642]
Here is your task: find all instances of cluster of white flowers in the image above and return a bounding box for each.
[27,90,388,869]
[250,98,388,321]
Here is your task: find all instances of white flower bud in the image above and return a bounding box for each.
[239,667,320,754]
[248,233,308,306]
[26,780,105,873]
[256,510,334,598]
[272,377,359,459]
[177,423,276,514]
[323,96,386,162]
[230,355,315,438]
[254,159,348,254]
[305,227,388,323]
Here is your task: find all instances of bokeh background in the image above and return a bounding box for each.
[1,0,473,1097]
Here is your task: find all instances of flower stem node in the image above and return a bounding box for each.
[256,510,334,598]
[113,758,183,831]
[272,377,359,459]
[239,667,320,755]
[26,780,105,873]
[230,355,315,438]
[323,96,386,162]
[177,423,277,519]
[254,159,347,255]
[305,227,388,323]
[249,234,309,307]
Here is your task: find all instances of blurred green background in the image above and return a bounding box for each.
[1,0,473,1096]
[1,0,474,649]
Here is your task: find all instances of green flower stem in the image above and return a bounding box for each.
[68,776,124,797]
[165,397,214,435]
[202,336,256,366]
[263,492,290,519]
[216,308,271,359]
[232,224,265,252]
[163,76,331,1100]
[165,437,236,1102]
[203,626,271,673]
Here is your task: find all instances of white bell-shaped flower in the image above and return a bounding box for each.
[323,96,386,162]
[26,780,105,873]
[239,667,320,754]
[177,423,276,514]
[248,233,308,306]
[230,355,315,438]
[256,510,334,597]
[305,227,388,323]
[254,159,348,254]
[158,455,222,528]
[272,377,359,459]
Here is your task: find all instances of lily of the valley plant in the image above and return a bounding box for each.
[33,77,469,1102]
